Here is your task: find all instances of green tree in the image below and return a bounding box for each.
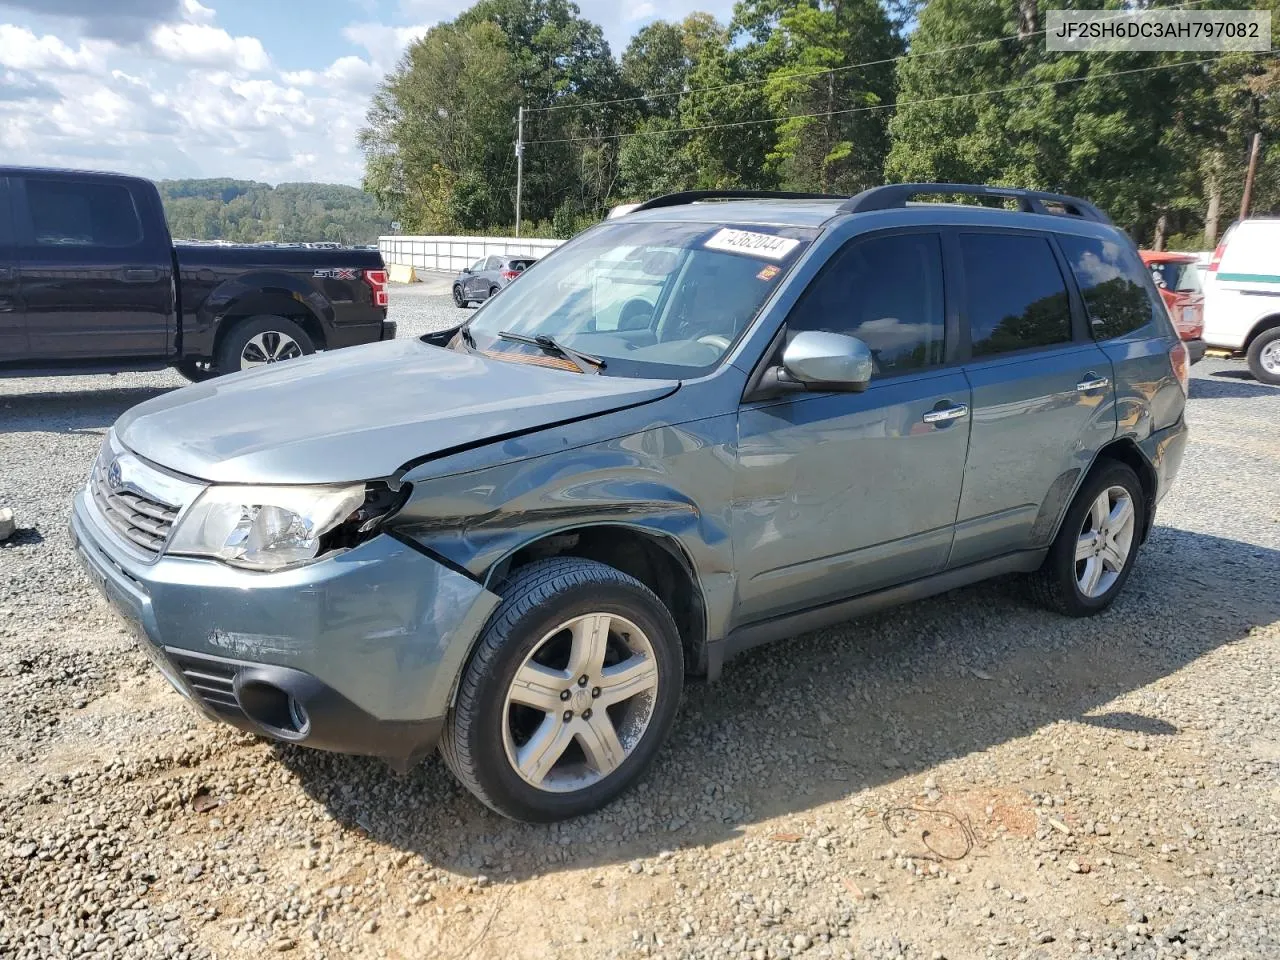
[737,0,900,192]
[361,19,518,233]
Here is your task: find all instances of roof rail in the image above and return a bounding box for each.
[838,183,1113,225]
[631,190,848,213]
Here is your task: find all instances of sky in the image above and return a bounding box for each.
[0,0,733,186]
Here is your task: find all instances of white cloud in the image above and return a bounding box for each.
[343,22,431,70]
[0,24,108,72]
[283,55,381,94]
[181,0,215,23]
[148,22,271,72]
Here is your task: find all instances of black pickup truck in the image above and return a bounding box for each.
[0,166,394,380]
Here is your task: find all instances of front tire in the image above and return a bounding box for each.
[1029,461,1145,617]
[453,285,467,308]
[216,316,315,375]
[440,558,684,822]
[1246,326,1280,385]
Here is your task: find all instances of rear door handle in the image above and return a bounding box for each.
[0,298,13,313]
[1076,375,1111,392]
[922,403,969,424]
[123,268,161,283]
[0,267,12,280]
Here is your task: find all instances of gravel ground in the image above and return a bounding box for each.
[1,290,1278,960]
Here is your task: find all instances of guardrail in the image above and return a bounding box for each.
[379,235,564,274]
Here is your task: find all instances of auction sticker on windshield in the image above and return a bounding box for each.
[704,228,801,260]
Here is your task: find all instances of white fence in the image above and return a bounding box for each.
[379,235,564,274]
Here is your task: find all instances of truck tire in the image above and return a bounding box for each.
[440,557,684,822]
[217,316,315,375]
[1246,326,1280,385]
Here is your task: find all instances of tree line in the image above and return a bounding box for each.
[160,180,391,245]
[359,0,1278,247]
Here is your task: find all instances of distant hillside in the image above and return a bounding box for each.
[158,179,392,244]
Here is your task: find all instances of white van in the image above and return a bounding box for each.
[1201,219,1280,384]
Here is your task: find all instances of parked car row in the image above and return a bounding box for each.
[73,182,1189,823]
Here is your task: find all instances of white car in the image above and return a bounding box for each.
[1201,219,1280,384]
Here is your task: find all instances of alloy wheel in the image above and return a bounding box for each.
[241,331,303,369]
[502,613,659,793]
[1075,485,1136,599]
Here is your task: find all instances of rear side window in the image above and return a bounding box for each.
[789,232,946,376]
[24,178,143,248]
[959,234,1072,357]
[1058,235,1158,339]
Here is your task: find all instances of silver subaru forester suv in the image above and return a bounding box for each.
[73,184,1189,822]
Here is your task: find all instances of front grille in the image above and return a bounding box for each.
[167,650,243,715]
[89,457,181,556]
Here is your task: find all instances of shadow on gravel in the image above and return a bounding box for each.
[1190,373,1279,399]
[0,386,173,433]
[276,526,1280,881]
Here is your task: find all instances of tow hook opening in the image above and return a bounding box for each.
[235,678,311,740]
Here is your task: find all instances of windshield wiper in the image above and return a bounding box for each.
[497,331,606,374]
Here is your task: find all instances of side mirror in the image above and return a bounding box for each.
[462,268,471,275]
[779,331,873,392]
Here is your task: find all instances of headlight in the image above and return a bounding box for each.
[167,484,367,571]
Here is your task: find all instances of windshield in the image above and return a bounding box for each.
[461,219,815,378]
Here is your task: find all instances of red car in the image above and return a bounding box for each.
[1141,250,1206,364]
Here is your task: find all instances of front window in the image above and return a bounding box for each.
[461,220,815,378]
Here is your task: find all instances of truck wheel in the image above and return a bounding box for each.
[440,557,684,822]
[1246,327,1280,385]
[1028,461,1145,617]
[175,359,218,383]
[217,316,315,374]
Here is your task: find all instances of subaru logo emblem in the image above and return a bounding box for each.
[107,459,123,492]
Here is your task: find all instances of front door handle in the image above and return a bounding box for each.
[0,267,12,280]
[1076,375,1111,392]
[123,267,161,283]
[0,298,13,313]
[922,403,969,424]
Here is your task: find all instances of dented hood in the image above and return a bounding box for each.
[115,339,678,484]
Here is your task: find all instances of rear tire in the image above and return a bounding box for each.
[440,557,684,822]
[216,316,315,375]
[488,284,501,300]
[1028,461,1145,617]
[1246,326,1280,385]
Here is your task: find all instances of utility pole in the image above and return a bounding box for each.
[1240,132,1262,221]
[515,105,524,238]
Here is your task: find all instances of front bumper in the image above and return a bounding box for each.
[71,492,499,766]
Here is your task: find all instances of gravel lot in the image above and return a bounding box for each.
[2,286,1278,960]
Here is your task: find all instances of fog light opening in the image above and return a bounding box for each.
[237,680,310,740]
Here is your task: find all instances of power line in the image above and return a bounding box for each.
[523,0,1219,116]
[524,51,1273,145]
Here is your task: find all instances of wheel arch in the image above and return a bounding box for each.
[212,290,326,360]
[1051,439,1159,546]
[1244,313,1280,351]
[485,523,710,677]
